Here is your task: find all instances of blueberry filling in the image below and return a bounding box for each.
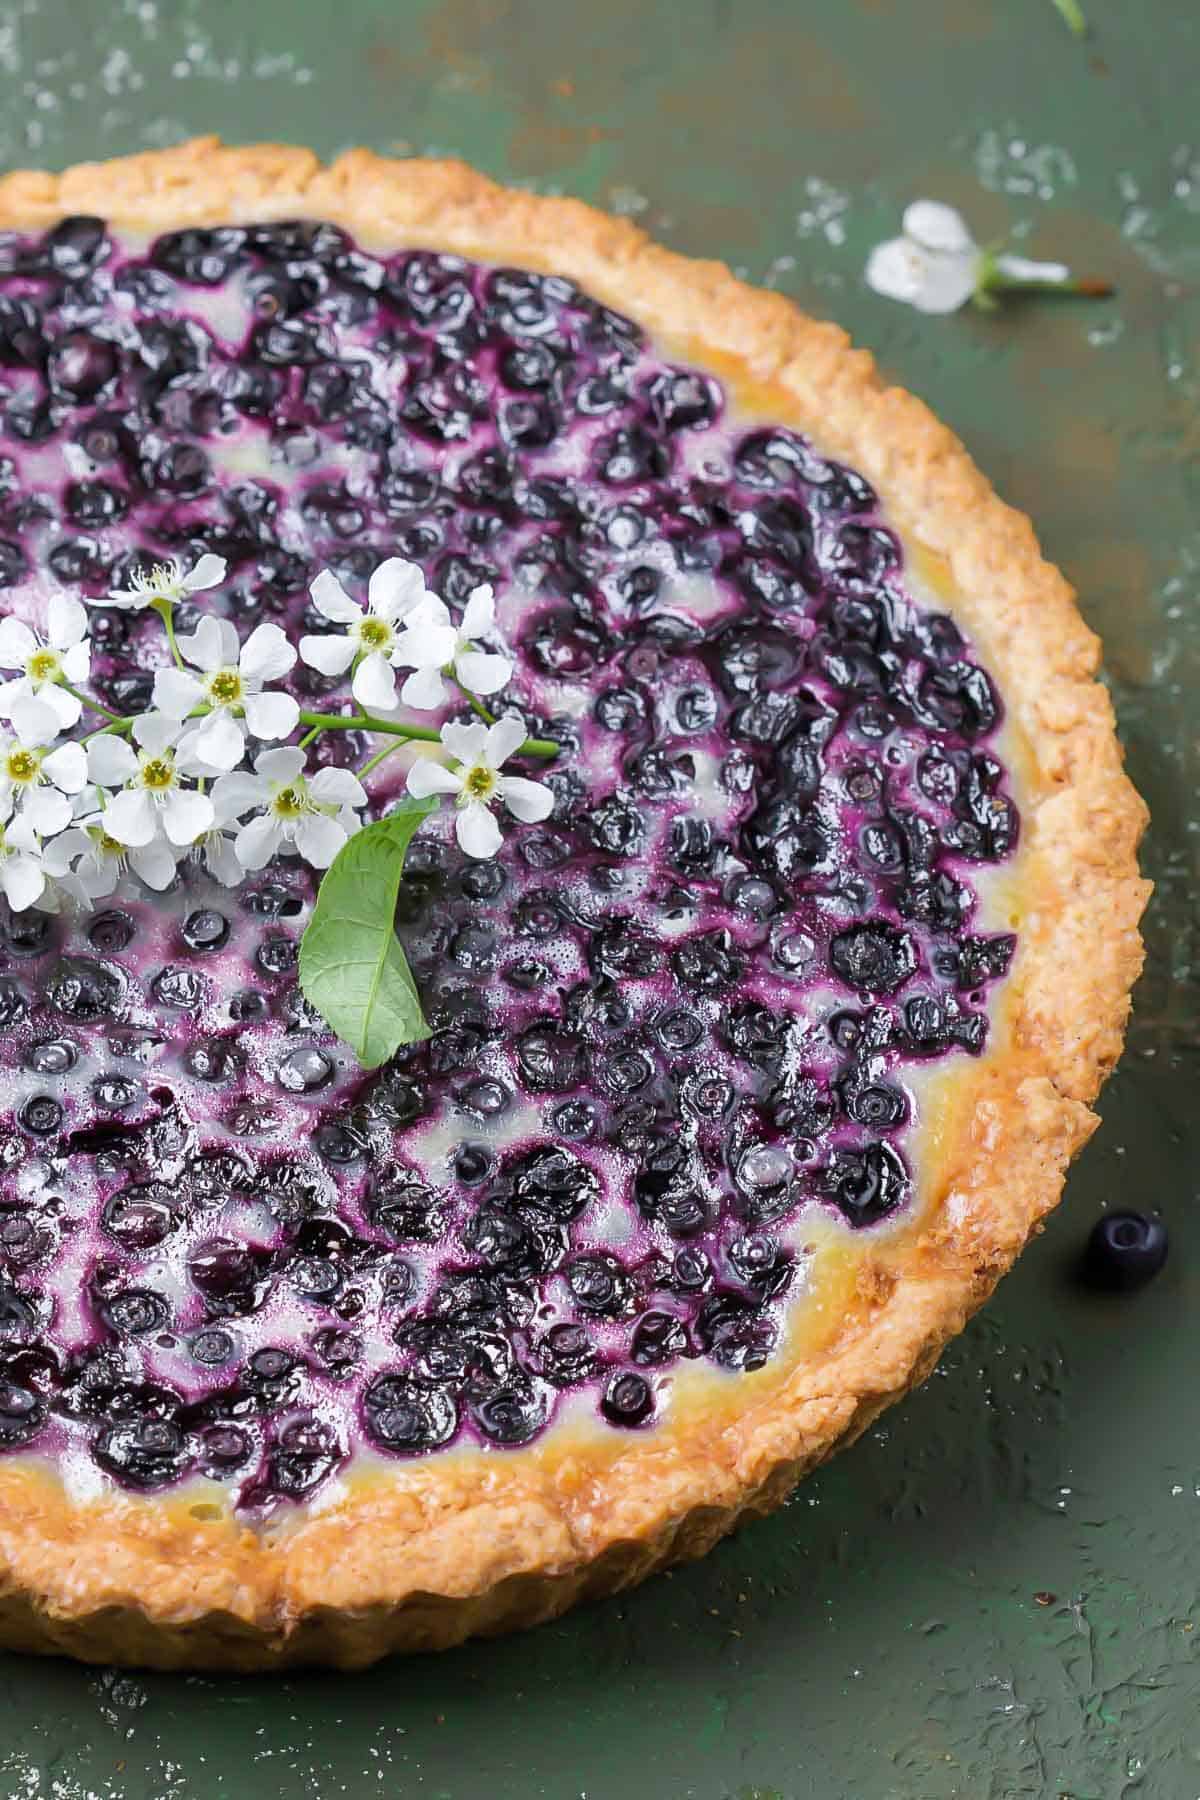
[0,219,1019,1507]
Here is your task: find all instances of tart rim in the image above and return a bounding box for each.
[0,139,1149,1670]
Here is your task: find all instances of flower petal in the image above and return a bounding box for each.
[309,569,361,624]
[455,799,503,860]
[351,651,398,712]
[0,677,34,719]
[392,619,457,672]
[253,746,307,784]
[865,238,976,313]
[294,810,348,869]
[500,775,555,823]
[405,758,464,799]
[299,632,356,676]
[992,252,1071,285]
[1,855,44,911]
[902,199,974,255]
[459,584,495,641]
[21,785,72,835]
[483,714,527,770]
[47,594,88,649]
[42,740,87,794]
[185,553,227,594]
[152,666,205,719]
[130,839,178,890]
[40,683,82,731]
[367,557,429,623]
[0,618,36,669]
[241,621,297,685]
[163,786,215,846]
[398,665,448,711]
[9,697,60,747]
[438,720,489,767]
[87,736,138,787]
[177,614,237,673]
[60,641,90,684]
[41,826,90,875]
[133,712,184,754]
[211,771,268,822]
[204,831,245,886]
[235,812,284,870]
[243,689,300,740]
[104,787,157,846]
[309,766,367,809]
[455,649,512,697]
[189,710,245,772]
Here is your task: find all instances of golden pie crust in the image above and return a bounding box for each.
[0,140,1148,1669]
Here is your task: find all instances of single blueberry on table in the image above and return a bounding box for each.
[1082,1212,1168,1292]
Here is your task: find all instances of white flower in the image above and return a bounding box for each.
[0,595,92,730]
[103,552,227,612]
[0,800,47,912]
[866,201,983,314]
[86,713,215,849]
[405,716,554,859]
[391,584,514,710]
[0,700,88,836]
[152,615,299,771]
[212,747,368,872]
[866,200,1086,315]
[42,817,178,900]
[181,775,252,887]
[299,558,436,713]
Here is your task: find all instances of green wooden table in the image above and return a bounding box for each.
[0,2,1196,1794]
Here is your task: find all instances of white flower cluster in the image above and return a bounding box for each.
[0,551,555,914]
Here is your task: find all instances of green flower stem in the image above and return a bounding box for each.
[357,739,407,782]
[59,681,126,724]
[296,709,559,760]
[151,598,185,669]
[1050,0,1087,36]
[974,248,1114,308]
[81,715,135,744]
[451,674,497,726]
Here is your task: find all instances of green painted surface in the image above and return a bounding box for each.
[0,1,1197,1794]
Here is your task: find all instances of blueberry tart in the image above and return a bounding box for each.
[0,142,1148,1669]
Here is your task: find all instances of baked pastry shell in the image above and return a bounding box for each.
[0,141,1149,1669]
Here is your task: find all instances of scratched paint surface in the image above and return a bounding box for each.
[0,2,1196,1796]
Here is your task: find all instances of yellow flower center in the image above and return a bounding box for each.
[98,832,125,856]
[132,561,183,602]
[357,617,392,652]
[273,784,307,818]
[463,764,498,802]
[5,748,40,784]
[27,649,60,684]
[140,756,175,791]
[207,668,243,707]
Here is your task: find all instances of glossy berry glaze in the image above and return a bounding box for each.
[0,216,1019,1509]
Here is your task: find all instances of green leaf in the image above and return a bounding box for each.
[298,796,438,1069]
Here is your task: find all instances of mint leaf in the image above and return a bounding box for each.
[298,796,438,1069]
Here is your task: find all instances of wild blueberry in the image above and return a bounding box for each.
[363,1372,458,1453]
[630,1311,688,1366]
[1082,1212,1168,1292]
[182,908,229,952]
[277,1047,334,1094]
[466,1377,549,1446]
[601,1370,654,1427]
[538,1322,600,1385]
[100,1287,170,1337]
[93,1416,190,1489]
